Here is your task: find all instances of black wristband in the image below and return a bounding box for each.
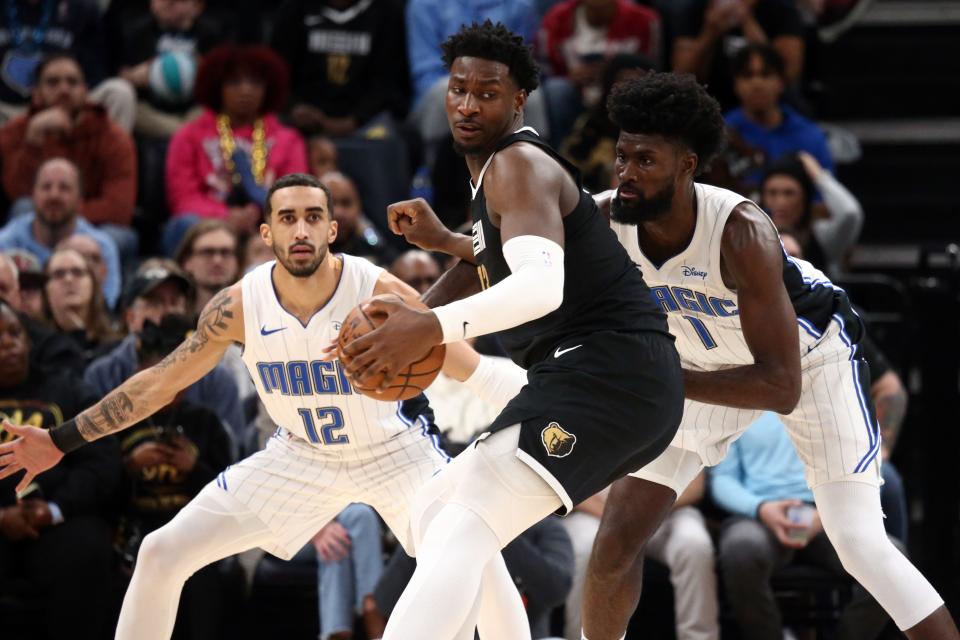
[48,418,87,454]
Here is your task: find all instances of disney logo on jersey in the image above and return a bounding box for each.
[681,265,708,279]
[541,422,576,458]
[472,221,486,256]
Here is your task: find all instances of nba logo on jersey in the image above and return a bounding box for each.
[472,221,486,256]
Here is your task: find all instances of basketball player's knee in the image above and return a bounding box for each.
[589,521,647,579]
[136,529,184,576]
[822,518,895,579]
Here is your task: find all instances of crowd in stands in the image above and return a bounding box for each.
[0,1,907,639]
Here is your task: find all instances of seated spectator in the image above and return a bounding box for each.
[406,9,547,163]
[84,263,244,450]
[3,249,46,319]
[309,135,339,178]
[271,0,410,138]
[390,249,441,296]
[174,220,255,405]
[0,53,139,262]
[560,475,718,640]
[174,220,240,316]
[0,158,123,308]
[711,411,892,640]
[164,44,306,249]
[115,0,221,139]
[672,0,805,110]
[0,252,24,310]
[324,171,397,266]
[114,313,234,640]
[0,299,122,640]
[0,0,135,129]
[42,248,120,366]
[56,233,110,297]
[561,52,655,193]
[286,504,388,640]
[725,43,833,190]
[241,232,274,274]
[759,152,861,274]
[538,0,662,142]
[374,515,573,639]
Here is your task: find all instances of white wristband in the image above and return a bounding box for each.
[432,235,564,343]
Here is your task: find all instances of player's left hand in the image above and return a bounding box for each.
[339,296,442,392]
[0,422,64,494]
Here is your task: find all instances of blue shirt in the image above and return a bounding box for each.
[709,411,813,519]
[724,104,835,188]
[406,0,537,106]
[84,336,243,456]
[0,212,122,308]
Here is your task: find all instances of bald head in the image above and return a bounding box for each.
[33,158,82,228]
[390,250,441,295]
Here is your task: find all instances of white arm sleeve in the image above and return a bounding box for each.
[432,234,564,344]
[462,355,528,412]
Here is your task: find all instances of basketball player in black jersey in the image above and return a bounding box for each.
[336,22,683,637]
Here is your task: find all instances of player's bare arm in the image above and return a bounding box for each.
[341,145,569,389]
[421,260,483,308]
[682,203,802,413]
[0,285,244,492]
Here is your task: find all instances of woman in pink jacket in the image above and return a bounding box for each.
[164,44,307,253]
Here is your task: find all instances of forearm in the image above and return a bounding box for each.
[420,259,482,308]
[75,370,178,442]
[684,364,800,414]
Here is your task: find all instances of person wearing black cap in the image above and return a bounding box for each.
[83,262,244,450]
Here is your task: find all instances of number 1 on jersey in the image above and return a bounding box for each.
[298,407,349,445]
[682,315,717,350]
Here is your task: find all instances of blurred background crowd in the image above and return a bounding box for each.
[0,1,958,639]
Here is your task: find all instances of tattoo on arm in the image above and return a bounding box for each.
[75,391,135,441]
[155,290,234,371]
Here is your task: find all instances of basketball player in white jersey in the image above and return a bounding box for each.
[0,173,533,640]
[577,74,958,640]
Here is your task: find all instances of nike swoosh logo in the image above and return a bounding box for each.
[260,326,287,336]
[554,345,582,358]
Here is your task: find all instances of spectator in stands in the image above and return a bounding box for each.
[10,250,45,319]
[726,43,833,189]
[0,299,121,640]
[42,248,119,366]
[309,135,339,178]
[285,504,389,640]
[711,412,892,640]
[0,252,23,310]
[174,219,240,316]
[271,0,410,138]
[56,233,109,298]
[561,476,718,640]
[241,233,274,274]
[406,9,548,161]
[0,53,139,262]
[374,515,573,639]
[0,0,135,129]
[538,0,662,142]
[114,313,234,640]
[759,151,861,274]
[323,171,397,266]
[164,44,307,250]
[390,250,441,296]
[672,0,805,110]
[0,158,123,309]
[115,0,221,138]
[561,52,655,193]
[84,263,244,449]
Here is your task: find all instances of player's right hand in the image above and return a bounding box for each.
[386,198,450,251]
[0,422,64,494]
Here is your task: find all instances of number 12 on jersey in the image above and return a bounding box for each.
[682,315,717,350]
[298,407,349,445]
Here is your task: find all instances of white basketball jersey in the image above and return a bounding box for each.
[611,183,833,370]
[240,255,414,447]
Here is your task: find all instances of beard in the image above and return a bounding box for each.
[274,242,326,278]
[610,182,675,225]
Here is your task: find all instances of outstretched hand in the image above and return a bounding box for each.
[0,422,64,494]
[338,296,442,392]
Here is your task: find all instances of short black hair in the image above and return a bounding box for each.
[34,52,85,84]
[441,20,540,94]
[264,173,334,222]
[607,72,725,174]
[732,43,786,80]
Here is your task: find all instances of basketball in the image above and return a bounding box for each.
[336,301,445,401]
[148,51,197,106]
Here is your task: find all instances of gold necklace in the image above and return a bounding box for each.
[216,114,267,185]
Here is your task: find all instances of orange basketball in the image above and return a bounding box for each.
[336,301,446,401]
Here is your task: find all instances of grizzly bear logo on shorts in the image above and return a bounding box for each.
[541,422,576,458]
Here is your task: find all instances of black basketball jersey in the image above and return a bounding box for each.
[469,128,670,368]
